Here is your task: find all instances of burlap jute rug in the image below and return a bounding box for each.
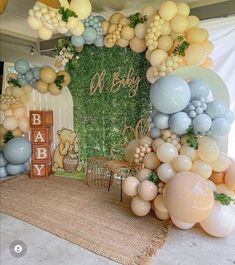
[0,175,169,265]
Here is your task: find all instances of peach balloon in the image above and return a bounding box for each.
[13,107,26,119]
[157,163,176,183]
[170,15,188,33]
[138,180,158,201]
[210,152,230,172]
[209,171,224,184]
[129,37,146,53]
[40,66,57,84]
[201,57,213,68]
[164,172,214,223]
[143,152,161,170]
[146,67,157,84]
[177,3,190,17]
[186,16,200,31]
[18,117,29,132]
[125,139,139,164]
[135,23,146,39]
[154,194,170,220]
[184,44,207,65]
[197,137,220,163]
[152,138,165,152]
[172,155,192,172]
[224,162,235,190]
[157,143,178,163]
[180,144,198,161]
[3,116,18,130]
[157,36,173,51]
[200,202,235,237]
[202,40,214,55]
[131,196,151,216]
[121,26,135,41]
[139,136,153,146]
[191,159,212,179]
[123,176,140,197]
[159,1,177,21]
[216,184,235,198]
[12,128,23,137]
[171,216,195,230]
[150,49,168,66]
[187,28,209,44]
[206,180,217,192]
[137,168,152,182]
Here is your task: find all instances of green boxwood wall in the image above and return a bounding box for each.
[67,45,151,161]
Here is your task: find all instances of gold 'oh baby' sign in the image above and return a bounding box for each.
[89,67,142,98]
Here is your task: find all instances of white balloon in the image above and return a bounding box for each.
[171,216,195,229]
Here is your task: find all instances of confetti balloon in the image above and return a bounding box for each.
[169,112,191,135]
[131,196,151,216]
[197,137,220,163]
[157,163,176,183]
[138,180,158,201]
[157,143,178,163]
[164,172,214,223]
[123,176,140,197]
[191,159,212,179]
[14,59,31,74]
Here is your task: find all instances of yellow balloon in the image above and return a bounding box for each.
[172,155,192,172]
[150,49,168,66]
[157,143,178,163]
[70,0,92,20]
[186,16,200,31]
[131,196,151,216]
[38,26,52,40]
[165,172,214,223]
[198,137,220,163]
[70,21,84,36]
[159,1,177,21]
[138,180,158,201]
[191,159,212,179]
[154,194,170,220]
[27,16,42,30]
[18,117,30,132]
[57,26,69,34]
[177,3,190,17]
[142,5,156,18]
[170,15,188,33]
[123,176,140,197]
[202,40,214,55]
[66,17,79,30]
[158,35,173,51]
[143,152,161,170]
[129,37,146,53]
[210,152,230,172]
[161,21,172,35]
[121,26,135,41]
[40,66,57,84]
[187,28,209,44]
[179,144,198,161]
[184,43,207,65]
[13,107,26,119]
[135,23,146,39]
[3,116,18,130]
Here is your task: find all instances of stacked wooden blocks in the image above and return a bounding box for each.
[30,111,53,178]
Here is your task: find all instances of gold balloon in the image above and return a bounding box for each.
[152,138,165,152]
[123,176,140,197]
[191,159,212,179]
[150,49,168,66]
[116,38,129,48]
[129,37,146,53]
[138,180,158,201]
[104,37,115,48]
[109,12,124,24]
[135,23,146,39]
[157,162,176,183]
[137,168,152,182]
[187,28,209,44]
[209,171,224,185]
[224,162,235,190]
[35,80,49,94]
[179,144,198,161]
[198,137,220,163]
[177,3,190,17]
[158,36,173,51]
[143,152,161,170]
[141,5,156,18]
[131,196,151,216]
[159,1,177,21]
[157,143,178,163]
[186,16,200,31]
[165,172,214,223]
[184,44,207,65]
[210,152,230,172]
[121,26,135,41]
[57,70,71,86]
[154,194,170,220]
[40,66,57,84]
[170,15,188,33]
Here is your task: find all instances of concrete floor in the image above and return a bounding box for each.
[1,213,235,265]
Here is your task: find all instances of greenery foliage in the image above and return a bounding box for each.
[8,77,21,87]
[67,45,150,161]
[186,126,199,150]
[129,13,147,28]
[59,7,78,22]
[4,131,14,143]
[173,35,190,56]
[214,192,235,206]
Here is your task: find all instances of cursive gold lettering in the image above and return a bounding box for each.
[89,70,106,96]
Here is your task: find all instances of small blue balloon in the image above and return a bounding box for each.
[211,118,231,137]
[150,75,191,114]
[96,16,105,22]
[150,127,161,139]
[189,79,210,100]
[83,27,97,44]
[0,167,7,178]
[153,113,169,129]
[25,70,34,82]
[95,37,104,47]
[32,67,41,80]
[6,163,23,176]
[14,59,31,74]
[192,114,212,133]
[17,77,27,86]
[71,35,85,47]
[0,153,8,167]
[4,137,32,165]
[206,100,226,119]
[65,31,72,37]
[222,110,235,124]
[169,112,192,135]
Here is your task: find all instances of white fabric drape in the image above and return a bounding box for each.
[201,16,235,158]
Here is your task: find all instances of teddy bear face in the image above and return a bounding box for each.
[58,128,77,144]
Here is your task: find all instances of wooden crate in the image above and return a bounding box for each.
[30,111,53,128]
[31,160,50,178]
[32,144,51,161]
[31,128,52,145]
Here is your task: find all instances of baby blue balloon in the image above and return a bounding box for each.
[150,75,191,114]
[222,110,235,124]
[71,35,85,47]
[153,113,169,129]
[25,70,34,82]
[32,67,41,80]
[189,79,210,100]
[4,137,32,165]
[0,167,7,178]
[150,127,161,139]
[192,114,212,133]
[206,100,226,119]
[17,77,27,87]
[211,118,231,137]
[83,27,97,44]
[169,112,191,135]
[14,59,31,74]
[95,37,104,47]
[0,153,8,167]
[6,164,23,176]
[95,16,105,22]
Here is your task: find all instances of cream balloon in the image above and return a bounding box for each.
[146,67,157,84]
[66,17,79,30]
[150,49,168,66]
[186,16,200,31]
[206,180,216,192]
[170,15,188,33]
[210,152,230,172]
[157,163,176,183]
[202,40,214,55]
[38,26,52,40]
[4,109,13,117]
[157,143,178,163]
[216,184,235,198]
[201,57,213,68]
[18,117,30,132]
[152,138,165,152]
[200,201,235,237]
[137,168,152,182]
[135,23,146,39]
[57,27,68,34]
[154,194,170,220]
[143,152,161,170]
[159,1,177,21]
[187,28,209,44]
[70,21,84,36]
[191,159,212,179]
[172,155,192,172]
[142,5,156,18]
[160,21,172,35]
[179,144,198,161]
[123,176,140,197]
[23,84,33,94]
[171,216,195,229]
[131,196,151,216]
[177,3,190,17]
[121,26,135,41]
[197,137,220,163]
[27,16,42,30]
[138,180,158,201]
[12,87,25,98]
[13,107,26,119]
[3,116,18,130]
[157,36,173,51]
[224,162,235,190]
[184,44,207,65]
[70,0,92,20]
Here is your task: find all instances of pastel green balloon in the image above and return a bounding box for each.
[150,127,161,138]
[71,35,85,47]
[150,75,191,114]
[6,163,23,176]
[25,70,34,82]
[95,37,104,47]
[83,27,97,44]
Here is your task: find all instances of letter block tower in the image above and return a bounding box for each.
[30,111,53,178]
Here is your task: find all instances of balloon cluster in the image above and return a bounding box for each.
[0,137,32,178]
[71,15,105,49]
[27,0,92,40]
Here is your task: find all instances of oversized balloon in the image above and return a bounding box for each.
[164,172,214,223]
[123,176,140,197]
[138,180,158,201]
[131,196,151,216]
[14,59,31,74]
[150,75,191,114]
[171,216,195,229]
[3,137,32,164]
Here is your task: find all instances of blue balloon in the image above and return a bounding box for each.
[192,114,212,133]
[83,27,97,44]
[14,59,31,74]
[0,167,7,178]
[95,37,104,47]
[211,118,231,137]
[32,67,41,80]
[65,31,72,37]
[150,75,191,114]
[20,164,27,173]
[71,35,85,47]
[0,153,8,167]
[222,110,235,124]
[4,137,32,165]
[169,112,191,135]
[6,163,23,176]
[150,127,161,139]
[25,70,34,82]
[206,100,226,119]
[17,77,27,87]
[153,113,169,129]
[189,79,210,100]
[95,16,105,22]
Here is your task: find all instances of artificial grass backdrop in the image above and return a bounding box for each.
[67,45,150,161]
